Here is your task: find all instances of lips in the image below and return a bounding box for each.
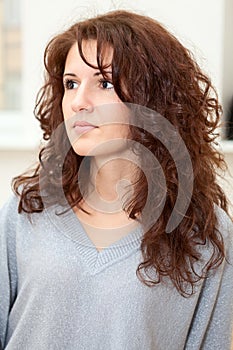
[73,120,98,135]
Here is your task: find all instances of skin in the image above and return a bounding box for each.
[62,40,140,250]
[62,41,130,157]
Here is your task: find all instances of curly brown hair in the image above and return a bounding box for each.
[13,10,229,296]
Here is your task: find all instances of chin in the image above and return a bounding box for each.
[72,140,102,157]
[72,136,130,158]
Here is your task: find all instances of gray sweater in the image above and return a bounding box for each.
[0,195,233,350]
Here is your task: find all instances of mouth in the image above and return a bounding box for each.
[73,120,98,135]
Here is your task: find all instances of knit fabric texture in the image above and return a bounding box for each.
[0,195,233,349]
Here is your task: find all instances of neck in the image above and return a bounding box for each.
[84,153,139,215]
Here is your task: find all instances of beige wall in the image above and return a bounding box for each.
[0,149,37,208]
[0,149,232,214]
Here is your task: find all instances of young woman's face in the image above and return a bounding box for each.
[62,40,130,157]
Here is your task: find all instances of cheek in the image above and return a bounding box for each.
[103,124,130,139]
[61,96,69,120]
[61,96,65,113]
[120,124,130,139]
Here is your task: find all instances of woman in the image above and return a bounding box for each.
[0,10,233,350]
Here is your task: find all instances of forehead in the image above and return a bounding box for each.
[65,40,113,68]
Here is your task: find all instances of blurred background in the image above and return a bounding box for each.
[0,0,233,212]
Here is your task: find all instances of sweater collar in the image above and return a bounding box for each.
[44,204,143,274]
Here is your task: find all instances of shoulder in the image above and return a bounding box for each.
[0,193,20,223]
[214,205,233,243]
[0,194,21,257]
[0,193,35,237]
[213,206,233,274]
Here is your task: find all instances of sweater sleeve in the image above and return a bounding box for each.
[185,207,233,350]
[0,196,18,349]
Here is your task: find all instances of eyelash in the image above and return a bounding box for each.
[63,79,77,90]
[63,78,114,90]
[98,79,114,90]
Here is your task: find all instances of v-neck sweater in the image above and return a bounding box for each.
[0,194,233,349]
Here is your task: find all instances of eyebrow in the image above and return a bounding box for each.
[63,71,112,78]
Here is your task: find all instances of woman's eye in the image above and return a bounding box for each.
[64,79,78,90]
[100,80,114,90]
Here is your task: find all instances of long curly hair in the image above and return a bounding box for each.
[13,10,229,296]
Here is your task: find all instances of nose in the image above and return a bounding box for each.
[71,85,94,113]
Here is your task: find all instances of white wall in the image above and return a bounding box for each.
[222,0,233,126]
